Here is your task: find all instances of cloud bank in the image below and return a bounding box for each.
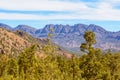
[0,0,120,20]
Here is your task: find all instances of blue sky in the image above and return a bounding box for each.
[0,0,120,31]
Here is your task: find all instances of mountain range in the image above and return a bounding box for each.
[0,23,120,52]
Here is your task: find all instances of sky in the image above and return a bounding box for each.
[0,0,120,31]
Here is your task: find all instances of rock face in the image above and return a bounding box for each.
[0,23,120,51]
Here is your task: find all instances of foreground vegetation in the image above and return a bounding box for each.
[0,45,120,80]
[0,31,120,80]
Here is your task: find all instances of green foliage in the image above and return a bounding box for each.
[80,31,96,53]
[0,46,120,80]
[18,45,39,79]
[42,27,58,55]
[42,42,58,55]
[0,31,120,80]
[7,58,18,77]
[0,54,9,77]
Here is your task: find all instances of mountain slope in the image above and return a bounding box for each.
[0,27,72,58]
[0,28,30,54]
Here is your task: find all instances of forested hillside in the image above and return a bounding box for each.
[0,29,120,80]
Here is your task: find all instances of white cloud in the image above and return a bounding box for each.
[0,13,41,20]
[0,0,88,11]
[0,10,120,21]
[0,0,120,21]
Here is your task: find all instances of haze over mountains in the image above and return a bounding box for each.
[0,23,120,52]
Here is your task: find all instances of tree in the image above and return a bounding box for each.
[7,58,18,77]
[70,55,82,80]
[80,30,96,53]
[42,27,58,55]
[79,31,105,79]
[0,54,9,77]
[18,45,39,79]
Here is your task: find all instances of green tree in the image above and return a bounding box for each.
[0,54,9,77]
[7,58,18,77]
[101,53,120,80]
[80,31,105,79]
[80,31,96,53]
[42,27,58,55]
[18,45,39,79]
[70,55,82,80]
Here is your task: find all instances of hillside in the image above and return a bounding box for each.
[0,28,30,54]
[0,27,72,57]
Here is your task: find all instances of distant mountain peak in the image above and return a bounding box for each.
[14,24,37,36]
[87,24,106,33]
[15,24,36,30]
[0,23,12,30]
